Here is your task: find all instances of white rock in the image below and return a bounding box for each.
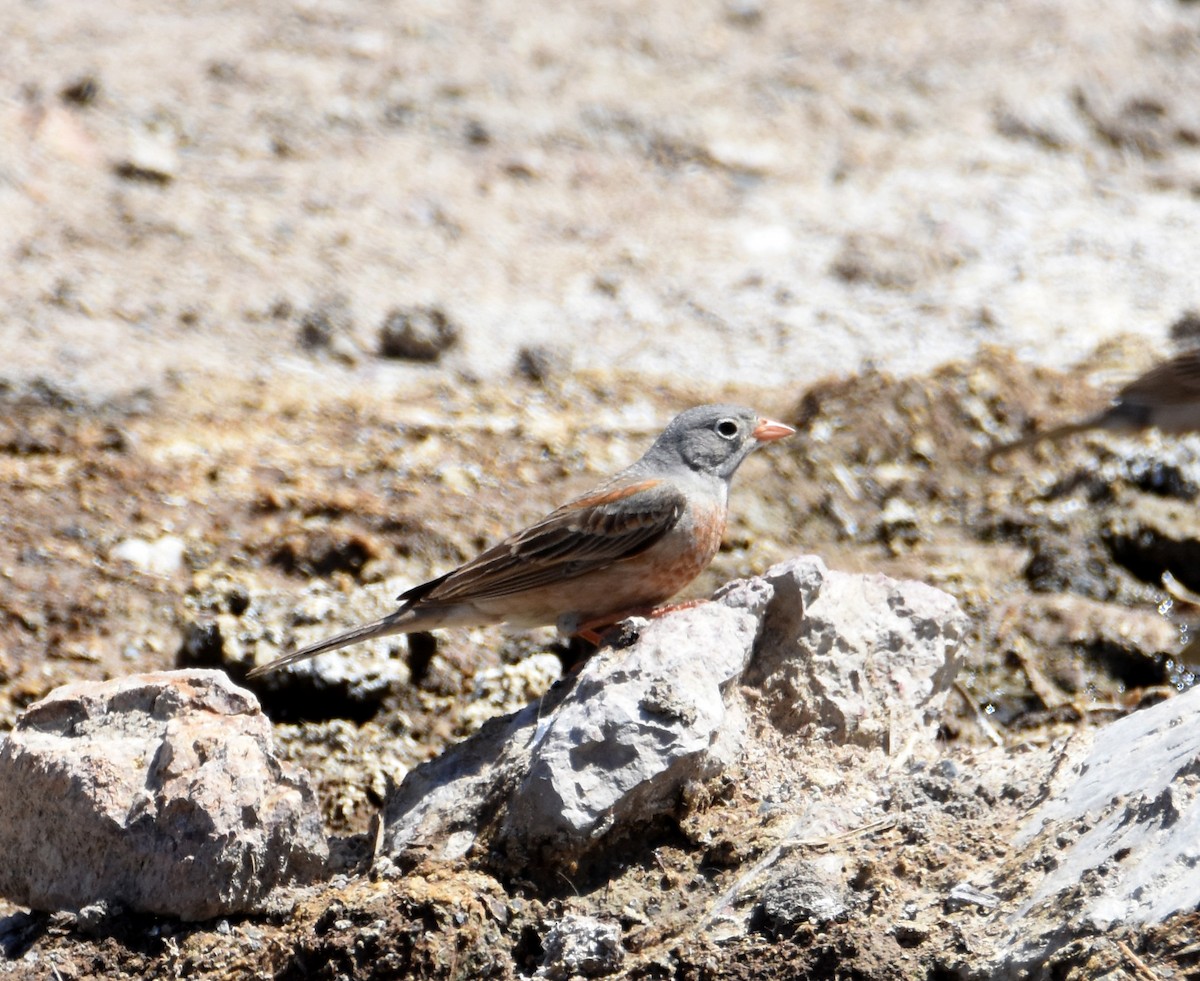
[109,535,186,576]
[747,556,967,750]
[0,671,327,920]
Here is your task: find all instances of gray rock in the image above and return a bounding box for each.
[501,598,763,849]
[382,556,965,866]
[514,343,572,386]
[0,670,327,920]
[996,682,1200,972]
[755,857,849,930]
[538,915,624,979]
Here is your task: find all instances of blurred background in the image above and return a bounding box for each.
[3,0,1199,397]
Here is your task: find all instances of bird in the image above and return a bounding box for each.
[246,404,795,677]
[987,349,1200,463]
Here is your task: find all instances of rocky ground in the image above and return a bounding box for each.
[4,352,1200,978]
[3,0,1200,976]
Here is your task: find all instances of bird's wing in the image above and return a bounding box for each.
[1119,351,1200,407]
[399,478,686,605]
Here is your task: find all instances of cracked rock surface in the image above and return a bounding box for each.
[0,671,327,921]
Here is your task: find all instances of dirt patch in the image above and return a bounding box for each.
[3,348,1199,977]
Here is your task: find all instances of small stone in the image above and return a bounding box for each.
[59,75,100,107]
[514,344,571,385]
[75,900,119,934]
[464,120,491,146]
[538,915,624,980]
[755,858,848,930]
[1169,309,1200,347]
[378,306,460,362]
[725,0,764,26]
[946,883,1000,912]
[109,535,186,576]
[114,129,178,183]
[298,295,354,351]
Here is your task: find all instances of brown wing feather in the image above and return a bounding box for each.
[1119,350,1200,407]
[400,479,686,605]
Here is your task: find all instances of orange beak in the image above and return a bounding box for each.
[752,417,796,442]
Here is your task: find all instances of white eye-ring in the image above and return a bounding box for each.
[715,418,739,439]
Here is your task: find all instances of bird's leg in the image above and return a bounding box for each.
[573,627,607,646]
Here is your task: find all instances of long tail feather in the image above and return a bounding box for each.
[245,608,416,678]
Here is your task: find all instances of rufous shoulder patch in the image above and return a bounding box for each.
[569,478,662,509]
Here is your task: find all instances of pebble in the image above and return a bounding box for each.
[109,535,186,575]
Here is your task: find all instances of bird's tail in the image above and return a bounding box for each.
[245,608,417,678]
[985,419,1100,464]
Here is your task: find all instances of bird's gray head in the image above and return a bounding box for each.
[643,404,795,481]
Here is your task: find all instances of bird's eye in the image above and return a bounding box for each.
[715,419,739,439]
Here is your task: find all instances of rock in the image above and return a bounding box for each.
[109,534,187,576]
[59,75,101,107]
[538,915,624,979]
[0,671,327,921]
[378,305,460,362]
[754,856,849,931]
[297,295,354,352]
[501,598,762,850]
[381,556,965,866]
[946,882,999,912]
[1169,309,1200,347]
[113,126,179,183]
[514,344,571,386]
[996,683,1200,973]
[747,557,967,749]
[724,0,765,28]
